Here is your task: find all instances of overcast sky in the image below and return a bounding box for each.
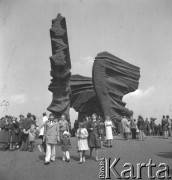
[0,0,172,124]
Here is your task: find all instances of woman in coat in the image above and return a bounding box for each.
[137,116,145,141]
[161,115,169,139]
[10,117,19,150]
[0,117,6,150]
[87,113,101,161]
[105,116,113,147]
[98,117,105,148]
[43,113,60,165]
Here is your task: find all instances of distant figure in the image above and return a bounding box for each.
[76,122,89,164]
[43,113,60,165]
[121,116,130,141]
[98,117,105,148]
[167,115,171,138]
[0,117,11,151]
[10,117,19,150]
[161,115,169,139]
[137,115,145,141]
[105,116,113,147]
[130,118,137,139]
[61,131,71,162]
[18,115,25,148]
[144,118,150,136]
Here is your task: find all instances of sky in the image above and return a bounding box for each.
[0,0,172,125]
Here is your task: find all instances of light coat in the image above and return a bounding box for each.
[121,118,130,133]
[44,121,60,144]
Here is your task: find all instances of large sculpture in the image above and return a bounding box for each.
[92,52,140,120]
[47,14,140,121]
[47,14,71,118]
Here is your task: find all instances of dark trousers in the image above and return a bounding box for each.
[29,141,34,152]
[123,132,128,141]
[38,135,46,153]
[131,128,136,139]
[18,131,23,148]
[20,133,29,151]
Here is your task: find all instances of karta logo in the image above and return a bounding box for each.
[99,158,171,179]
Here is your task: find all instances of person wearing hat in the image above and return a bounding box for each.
[60,131,71,162]
[43,113,60,165]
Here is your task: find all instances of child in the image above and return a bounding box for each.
[27,124,36,152]
[76,122,89,164]
[61,131,71,162]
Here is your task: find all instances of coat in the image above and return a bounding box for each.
[10,121,19,143]
[28,129,36,142]
[21,118,32,131]
[60,137,71,152]
[44,121,60,144]
[87,120,101,148]
[137,118,145,131]
[121,118,130,133]
[0,122,11,143]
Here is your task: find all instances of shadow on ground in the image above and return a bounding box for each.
[156,152,172,159]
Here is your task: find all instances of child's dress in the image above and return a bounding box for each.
[61,137,71,152]
[76,128,89,151]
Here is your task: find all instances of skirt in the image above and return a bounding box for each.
[77,138,89,151]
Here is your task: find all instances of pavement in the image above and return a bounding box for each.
[0,136,172,180]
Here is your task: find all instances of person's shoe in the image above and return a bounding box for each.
[66,159,70,162]
[82,157,85,162]
[79,159,82,164]
[44,161,50,165]
[50,159,55,162]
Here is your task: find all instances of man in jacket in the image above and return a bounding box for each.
[43,113,60,165]
[20,113,32,151]
[121,116,130,141]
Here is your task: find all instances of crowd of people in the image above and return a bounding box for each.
[0,112,171,165]
[0,113,38,151]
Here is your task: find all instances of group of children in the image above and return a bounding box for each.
[60,122,89,164]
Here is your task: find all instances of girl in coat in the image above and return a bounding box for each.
[76,122,89,164]
[10,117,19,151]
[27,124,37,152]
[61,131,71,162]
